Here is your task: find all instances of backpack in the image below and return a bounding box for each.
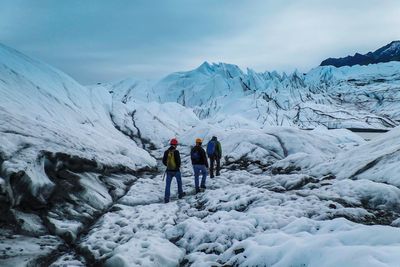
[207,141,216,157]
[191,148,201,161]
[167,151,176,170]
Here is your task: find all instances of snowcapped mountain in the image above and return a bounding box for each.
[2,43,400,266]
[321,40,400,67]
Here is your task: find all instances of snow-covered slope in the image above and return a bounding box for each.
[0,43,157,261]
[102,81,202,150]
[312,126,400,186]
[0,44,155,205]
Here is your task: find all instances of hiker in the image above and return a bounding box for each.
[207,136,222,178]
[190,138,209,193]
[162,138,184,203]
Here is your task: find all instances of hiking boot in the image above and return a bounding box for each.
[210,175,214,178]
[164,199,169,203]
[178,192,186,199]
[195,188,200,194]
[200,185,206,189]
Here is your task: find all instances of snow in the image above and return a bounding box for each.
[77,172,113,210]
[79,201,181,260]
[48,217,83,242]
[50,252,85,267]
[220,218,400,267]
[0,176,6,194]
[0,234,62,267]
[75,121,398,265]
[392,218,400,227]
[78,162,400,266]
[11,210,47,235]
[71,112,399,266]
[104,232,184,267]
[118,177,164,206]
[308,178,400,215]
[2,43,400,267]
[0,43,156,208]
[108,98,201,149]
[311,126,400,187]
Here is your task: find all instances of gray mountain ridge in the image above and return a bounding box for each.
[321,40,400,67]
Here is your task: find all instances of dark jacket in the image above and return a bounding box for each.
[162,146,181,171]
[191,145,209,167]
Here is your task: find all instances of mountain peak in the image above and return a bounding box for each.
[192,61,243,78]
[320,41,400,67]
[387,40,400,46]
[375,40,400,56]
[196,61,212,73]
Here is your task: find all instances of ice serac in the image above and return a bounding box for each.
[153,61,245,107]
[102,59,399,130]
[307,62,400,122]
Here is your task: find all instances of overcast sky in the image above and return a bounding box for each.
[1,0,400,84]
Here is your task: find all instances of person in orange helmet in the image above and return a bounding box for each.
[190,138,209,193]
[162,138,184,203]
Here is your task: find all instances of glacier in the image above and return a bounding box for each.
[96,60,400,131]
[1,43,400,266]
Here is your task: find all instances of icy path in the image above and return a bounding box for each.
[49,161,400,267]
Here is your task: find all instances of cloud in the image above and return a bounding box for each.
[1,0,400,83]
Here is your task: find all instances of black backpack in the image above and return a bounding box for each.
[191,147,201,161]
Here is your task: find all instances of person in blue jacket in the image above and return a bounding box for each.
[206,136,222,178]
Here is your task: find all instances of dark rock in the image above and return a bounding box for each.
[271,165,301,175]
[234,247,245,254]
[329,203,337,209]
[321,41,400,67]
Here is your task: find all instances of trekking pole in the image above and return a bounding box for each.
[162,170,166,181]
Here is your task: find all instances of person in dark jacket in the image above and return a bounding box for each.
[162,138,184,203]
[207,136,222,178]
[190,138,209,193]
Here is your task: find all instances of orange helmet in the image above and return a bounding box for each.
[195,138,202,143]
[170,138,178,145]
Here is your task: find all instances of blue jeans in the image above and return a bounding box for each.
[165,171,183,202]
[193,165,208,190]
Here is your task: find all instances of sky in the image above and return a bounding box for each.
[1,0,400,84]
